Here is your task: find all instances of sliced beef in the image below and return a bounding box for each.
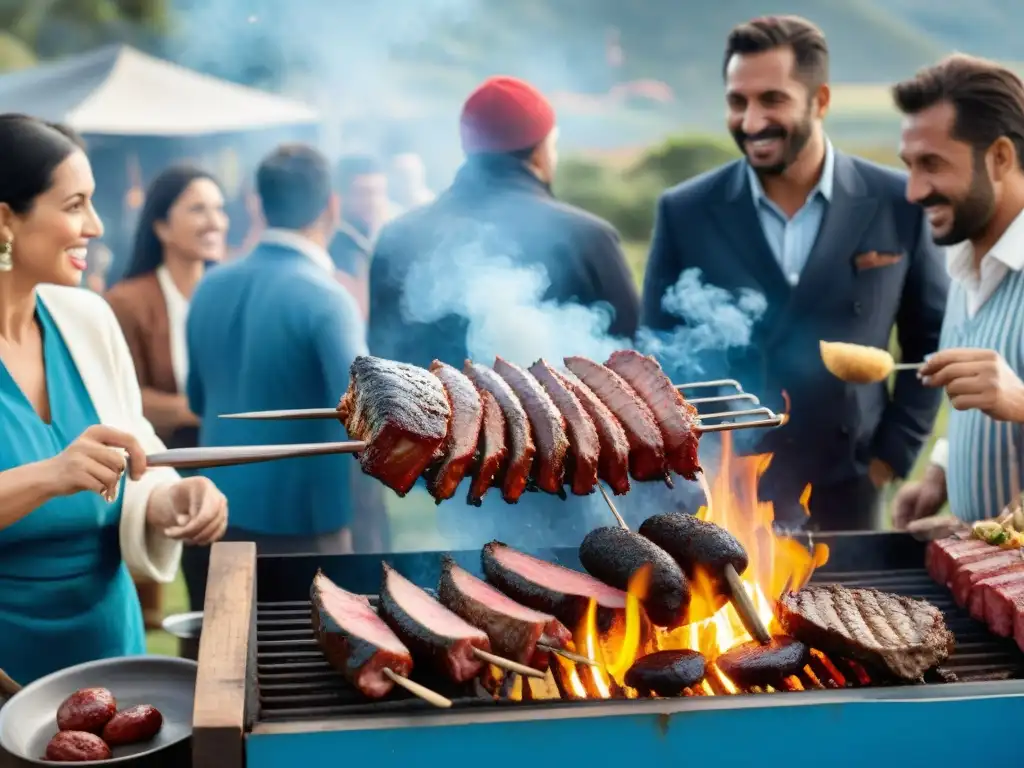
[563,356,666,482]
[604,349,702,481]
[528,359,600,496]
[550,367,630,494]
[981,573,1024,636]
[968,566,1024,624]
[338,356,451,496]
[1014,600,1024,655]
[493,356,569,495]
[377,562,490,683]
[578,526,690,628]
[951,550,1024,607]
[778,584,954,680]
[467,389,507,506]
[310,571,413,698]
[437,556,571,667]
[482,540,627,631]
[426,361,483,502]
[926,538,997,587]
[715,636,809,688]
[625,650,706,696]
[464,361,535,502]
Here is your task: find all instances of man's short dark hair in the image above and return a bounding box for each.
[892,54,1024,169]
[723,15,829,89]
[335,154,384,193]
[256,144,332,230]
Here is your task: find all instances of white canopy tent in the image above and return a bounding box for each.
[0,44,320,135]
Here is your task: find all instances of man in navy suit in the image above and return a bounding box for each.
[641,16,949,530]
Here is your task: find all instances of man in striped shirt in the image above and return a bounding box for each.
[891,55,1024,535]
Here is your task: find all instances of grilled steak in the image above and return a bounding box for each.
[464,361,535,502]
[437,556,571,668]
[338,356,451,496]
[564,356,666,482]
[467,389,507,506]
[951,549,1024,607]
[625,650,706,696]
[604,350,701,481]
[310,571,413,698]
[715,636,809,688]
[494,356,569,495]
[482,540,627,631]
[778,584,955,680]
[578,527,690,628]
[974,570,1024,635]
[529,359,600,496]
[426,361,483,502]
[378,562,490,683]
[550,366,630,494]
[926,538,995,587]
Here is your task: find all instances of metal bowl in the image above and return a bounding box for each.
[0,655,196,765]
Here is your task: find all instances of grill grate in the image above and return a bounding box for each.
[254,567,1024,722]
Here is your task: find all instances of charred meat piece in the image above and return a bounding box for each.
[310,571,413,698]
[638,512,748,599]
[529,359,600,496]
[715,636,809,688]
[482,540,627,631]
[378,563,490,683]
[493,356,569,494]
[625,650,706,696]
[338,356,451,496]
[438,556,572,667]
[578,527,690,628]
[551,367,630,494]
[464,361,535,502]
[467,389,507,506]
[605,350,701,481]
[778,584,955,680]
[426,361,483,502]
[564,356,666,482]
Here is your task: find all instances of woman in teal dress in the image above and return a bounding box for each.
[0,114,230,685]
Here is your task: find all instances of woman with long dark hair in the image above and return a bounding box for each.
[106,165,228,627]
[0,115,227,684]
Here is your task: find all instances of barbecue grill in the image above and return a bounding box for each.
[192,532,1024,768]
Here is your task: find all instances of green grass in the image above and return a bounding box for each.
[144,573,189,656]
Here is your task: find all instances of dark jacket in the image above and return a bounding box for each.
[641,151,949,500]
[328,221,372,277]
[368,155,640,370]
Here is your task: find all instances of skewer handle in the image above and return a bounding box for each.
[537,643,598,667]
[723,564,772,645]
[381,668,452,708]
[219,408,342,421]
[893,362,924,372]
[144,441,367,469]
[472,647,546,679]
[597,483,630,530]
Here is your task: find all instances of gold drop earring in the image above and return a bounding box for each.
[0,240,12,272]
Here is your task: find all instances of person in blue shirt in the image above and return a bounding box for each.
[183,143,367,610]
[0,114,228,685]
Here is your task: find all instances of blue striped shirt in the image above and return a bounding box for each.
[747,140,835,285]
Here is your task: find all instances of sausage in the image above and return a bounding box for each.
[101,704,164,746]
[578,526,690,628]
[55,688,117,734]
[625,650,707,696]
[44,731,112,762]
[715,636,810,688]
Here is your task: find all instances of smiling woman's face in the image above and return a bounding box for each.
[1,149,104,287]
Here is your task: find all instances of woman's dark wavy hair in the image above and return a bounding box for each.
[0,114,83,215]
[122,165,222,281]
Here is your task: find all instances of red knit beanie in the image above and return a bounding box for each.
[459,76,556,154]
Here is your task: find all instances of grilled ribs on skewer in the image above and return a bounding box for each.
[426,361,483,502]
[310,571,414,698]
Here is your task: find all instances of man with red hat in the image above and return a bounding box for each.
[367,75,639,372]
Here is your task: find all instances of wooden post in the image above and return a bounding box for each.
[192,542,257,768]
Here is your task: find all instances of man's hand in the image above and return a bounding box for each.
[920,348,1024,422]
[905,513,969,541]
[892,464,948,530]
[868,458,895,489]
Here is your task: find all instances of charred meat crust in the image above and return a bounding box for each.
[605,349,701,481]
[529,359,600,496]
[578,527,691,628]
[625,650,707,696]
[464,361,536,502]
[551,367,630,494]
[494,355,569,494]
[467,389,507,506]
[777,584,955,680]
[715,636,809,688]
[639,513,749,584]
[427,361,484,501]
[339,356,451,496]
[563,356,666,482]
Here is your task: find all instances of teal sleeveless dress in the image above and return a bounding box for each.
[0,302,145,685]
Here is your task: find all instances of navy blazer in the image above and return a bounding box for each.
[641,151,949,491]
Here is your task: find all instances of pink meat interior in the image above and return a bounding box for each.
[316,573,409,654]
[451,564,556,622]
[492,545,627,609]
[386,567,488,640]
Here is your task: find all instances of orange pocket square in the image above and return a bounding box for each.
[854,251,903,271]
